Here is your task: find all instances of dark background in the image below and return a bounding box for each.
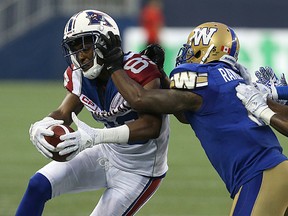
[1,0,288,80]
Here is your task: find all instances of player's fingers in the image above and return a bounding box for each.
[115,35,121,47]
[236,92,246,103]
[39,128,54,136]
[99,33,111,47]
[108,31,116,45]
[59,132,77,141]
[46,120,64,129]
[71,112,80,126]
[58,146,78,156]
[38,136,56,152]
[35,142,54,157]
[96,44,107,55]
[57,139,75,149]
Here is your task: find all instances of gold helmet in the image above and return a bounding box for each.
[176,22,240,66]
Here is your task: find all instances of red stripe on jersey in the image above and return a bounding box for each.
[125,178,162,216]
[64,66,73,92]
[124,53,162,87]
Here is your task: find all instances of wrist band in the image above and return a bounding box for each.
[99,124,130,144]
[260,108,276,125]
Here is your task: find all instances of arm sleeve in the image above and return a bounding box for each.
[276,86,288,100]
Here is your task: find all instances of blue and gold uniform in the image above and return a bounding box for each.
[170,62,288,214]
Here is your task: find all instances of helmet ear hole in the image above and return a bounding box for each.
[194,51,201,58]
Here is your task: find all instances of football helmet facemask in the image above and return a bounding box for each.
[176,22,240,67]
[62,9,120,79]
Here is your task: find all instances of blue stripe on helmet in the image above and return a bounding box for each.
[67,18,74,32]
[229,27,237,57]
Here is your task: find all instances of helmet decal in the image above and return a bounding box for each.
[193,27,217,46]
[86,11,113,27]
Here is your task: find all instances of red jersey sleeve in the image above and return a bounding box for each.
[64,66,73,92]
[124,53,161,87]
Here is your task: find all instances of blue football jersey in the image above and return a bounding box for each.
[170,62,287,198]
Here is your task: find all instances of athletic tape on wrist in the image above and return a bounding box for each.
[100,124,130,144]
[260,108,276,125]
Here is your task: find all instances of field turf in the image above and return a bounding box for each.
[1,81,287,216]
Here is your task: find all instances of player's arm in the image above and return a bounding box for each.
[48,92,84,125]
[267,99,288,136]
[58,78,164,161]
[112,70,202,113]
[124,78,163,141]
[236,83,288,137]
[97,31,202,114]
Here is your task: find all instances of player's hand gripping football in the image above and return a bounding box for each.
[57,112,96,161]
[97,31,124,74]
[29,117,64,159]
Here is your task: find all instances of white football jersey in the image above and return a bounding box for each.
[64,52,170,177]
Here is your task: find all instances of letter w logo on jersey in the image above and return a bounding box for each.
[170,71,208,89]
[192,27,217,46]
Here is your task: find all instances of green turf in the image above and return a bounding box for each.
[1,81,287,216]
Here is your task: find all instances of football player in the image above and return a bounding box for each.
[16,9,170,216]
[99,22,288,215]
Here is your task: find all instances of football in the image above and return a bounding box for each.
[44,125,75,162]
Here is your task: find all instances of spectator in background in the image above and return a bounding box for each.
[140,0,164,46]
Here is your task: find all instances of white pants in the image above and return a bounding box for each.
[38,145,164,216]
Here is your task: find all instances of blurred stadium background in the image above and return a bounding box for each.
[1,0,288,215]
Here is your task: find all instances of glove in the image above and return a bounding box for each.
[255,66,282,87]
[140,44,169,88]
[57,112,94,161]
[235,62,252,84]
[255,66,287,103]
[252,82,272,98]
[236,83,269,118]
[140,44,165,71]
[236,83,276,124]
[97,31,124,74]
[29,117,64,159]
[280,73,287,86]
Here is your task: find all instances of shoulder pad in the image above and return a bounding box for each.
[170,71,208,89]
